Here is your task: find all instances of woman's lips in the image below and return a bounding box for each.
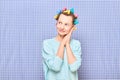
[59,29,65,32]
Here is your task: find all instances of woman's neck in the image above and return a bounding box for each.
[56,34,65,42]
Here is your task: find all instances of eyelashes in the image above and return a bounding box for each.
[58,21,69,26]
[58,22,62,24]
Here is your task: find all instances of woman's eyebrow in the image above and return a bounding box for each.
[58,20,70,24]
[65,22,70,24]
[58,20,62,22]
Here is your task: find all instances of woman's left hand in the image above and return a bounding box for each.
[64,26,76,45]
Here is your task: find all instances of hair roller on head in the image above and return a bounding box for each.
[74,19,79,25]
[54,8,79,25]
[62,7,67,11]
[70,8,74,14]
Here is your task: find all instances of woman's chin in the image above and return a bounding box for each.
[58,32,66,36]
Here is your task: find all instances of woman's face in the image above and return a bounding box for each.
[56,14,74,36]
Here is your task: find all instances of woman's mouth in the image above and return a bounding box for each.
[59,29,65,32]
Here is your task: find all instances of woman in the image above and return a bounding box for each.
[42,8,82,80]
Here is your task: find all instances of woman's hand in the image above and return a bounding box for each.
[62,26,77,46]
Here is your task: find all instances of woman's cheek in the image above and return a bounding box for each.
[56,25,59,29]
[67,27,71,32]
[65,29,70,34]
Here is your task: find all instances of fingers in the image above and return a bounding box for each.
[65,26,76,37]
[69,26,76,35]
[63,26,77,45]
[73,26,77,31]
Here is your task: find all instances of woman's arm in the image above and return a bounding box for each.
[62,26,77,64]
[42,40,63,72]
[62,27,82,72]
[66,43,76,64]
[56,42,65,59]
[67,41,82,72]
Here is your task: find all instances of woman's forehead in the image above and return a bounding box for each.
[58,14,73,23]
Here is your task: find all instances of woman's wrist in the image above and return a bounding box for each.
[61,41,65,47]
[66,42,70,46]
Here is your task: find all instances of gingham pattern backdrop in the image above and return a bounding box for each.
[0,0,120,80]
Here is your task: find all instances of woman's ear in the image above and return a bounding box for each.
[73,25,75,27]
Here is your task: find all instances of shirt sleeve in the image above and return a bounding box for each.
[69,40,82,72]
[42,40,63,72]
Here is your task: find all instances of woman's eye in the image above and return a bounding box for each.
[65,24,68,26]
[59,22,62,24]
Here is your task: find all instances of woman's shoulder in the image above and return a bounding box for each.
[43,38,56,46]
[43,38,53,42]
[71,39,81,45]
[70,39,82,50]
[43,38,53,43]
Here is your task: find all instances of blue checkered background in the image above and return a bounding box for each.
[0,0,120,80]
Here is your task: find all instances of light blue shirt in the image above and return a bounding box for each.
[42,37,82,80]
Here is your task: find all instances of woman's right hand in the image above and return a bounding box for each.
[61,37,67,46]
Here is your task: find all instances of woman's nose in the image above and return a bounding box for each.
[60,25,64,29]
